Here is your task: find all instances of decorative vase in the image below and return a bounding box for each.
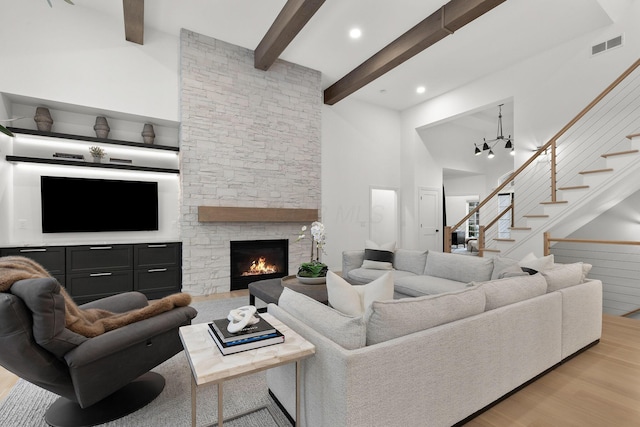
[92,156,102,163]
[141,123,155,145]
[34,107,53,132]
[93,116,110,139]
[295,274,327,285]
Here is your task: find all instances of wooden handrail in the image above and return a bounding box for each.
[447,58,640,253]
[484,203,513,231]
[543,231,640,255]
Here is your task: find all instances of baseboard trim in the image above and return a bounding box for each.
[453,339,600,426]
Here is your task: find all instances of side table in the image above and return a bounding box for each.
[179,312,315,427]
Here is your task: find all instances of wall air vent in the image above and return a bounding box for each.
[592,35,623,56]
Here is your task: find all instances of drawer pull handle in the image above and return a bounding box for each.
[147,244,167,248]
[89,246,113,250]
[20,248,47,253]
[148,268,168,273]
[90,272,112,277]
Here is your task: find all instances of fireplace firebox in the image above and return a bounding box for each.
[229,239,289,291]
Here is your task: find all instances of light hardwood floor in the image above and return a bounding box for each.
[1,295,639,426]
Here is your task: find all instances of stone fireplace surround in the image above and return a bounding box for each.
[179,30,322,296]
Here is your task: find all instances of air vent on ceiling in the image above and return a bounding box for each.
[592,35,623,56]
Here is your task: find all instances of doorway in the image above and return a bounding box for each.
[370,187,400,245]
[419,187,440,250]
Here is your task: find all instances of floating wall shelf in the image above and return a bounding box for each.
[198,206,318,223]
[8,127,179,152]
[6,155,180,174]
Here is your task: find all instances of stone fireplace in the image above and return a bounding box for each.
[229,239,289,291]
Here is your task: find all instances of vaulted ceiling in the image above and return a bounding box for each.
[89,0,615,111]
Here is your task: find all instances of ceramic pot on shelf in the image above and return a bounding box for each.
[93,116,110,139]
[141,123,155,145]
[34,107,53,132]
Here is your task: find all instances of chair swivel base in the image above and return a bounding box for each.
[44,372,165,427]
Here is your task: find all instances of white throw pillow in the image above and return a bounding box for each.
[326,270,394,316]
[519,252,555,272]
[362,240,396,270]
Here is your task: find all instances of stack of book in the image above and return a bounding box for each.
[207,315,284,355]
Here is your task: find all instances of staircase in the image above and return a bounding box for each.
[446,58,640,258]
[493,134,640,259]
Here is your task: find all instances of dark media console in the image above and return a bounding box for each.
[1,242,182,303]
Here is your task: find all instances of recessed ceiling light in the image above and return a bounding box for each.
[416,86,426,94]
[349,28,362,39]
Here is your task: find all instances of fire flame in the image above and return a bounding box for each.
[242,257,278,276]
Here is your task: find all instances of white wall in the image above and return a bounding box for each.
[321,98,401,269]
[0,2,180,122]
[400,1,640,252]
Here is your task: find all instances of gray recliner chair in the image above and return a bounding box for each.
[0,277,197,427]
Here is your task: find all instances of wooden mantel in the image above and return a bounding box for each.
[198,206,318,223]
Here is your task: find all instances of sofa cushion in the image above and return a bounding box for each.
[362,240,395,270]
[394,275,469,297]
[542,262,592,292]
[365,286,486,345]
[424,251,494,283]
[491,256,521,280]
[392,249,428,275]
[326,271,394,316]
[473,274,548,311]
[278,287,366,350]
[347,268,416,285]
[519,253,555,271]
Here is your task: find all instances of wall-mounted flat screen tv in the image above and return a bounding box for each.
[41,176,159,233]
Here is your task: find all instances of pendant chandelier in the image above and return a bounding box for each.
[474,104,514,158]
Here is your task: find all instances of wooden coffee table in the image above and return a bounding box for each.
[179,313,315,427]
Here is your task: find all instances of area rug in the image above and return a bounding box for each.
[0,297,290,427]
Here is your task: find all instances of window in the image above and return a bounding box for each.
[497,193,514,239]
[467,201,479,238]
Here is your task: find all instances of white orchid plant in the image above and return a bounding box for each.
[296,221,328,278]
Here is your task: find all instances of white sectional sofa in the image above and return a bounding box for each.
[266,258,602,427]
[342,249,545,297]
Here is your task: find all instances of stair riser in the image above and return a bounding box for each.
[605,154,638,170]
[542,204,566,216]
[557,189,589,204]
[581,171,614,188]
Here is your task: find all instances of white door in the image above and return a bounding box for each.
[419,188,440,250]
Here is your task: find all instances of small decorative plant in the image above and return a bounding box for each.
[89,146,106,159]
[296,221,328,278]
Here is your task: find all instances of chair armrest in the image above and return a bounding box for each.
[64,305,197,369]
[342,250,365,278]
[79,291,149,313]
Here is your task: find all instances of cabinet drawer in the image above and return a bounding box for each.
[134,267,181,294]
[66,245,133,273]
[1,246,65,276]
[134,243,181,269]
[67,271,133,302]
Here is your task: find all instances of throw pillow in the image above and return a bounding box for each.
[491,256,520,280]
[519,252,555,272]
[278,287,367,350]
[541,262,590,292]
[362,240,395,270]
[424,251,494,283]
[326,270,394,316]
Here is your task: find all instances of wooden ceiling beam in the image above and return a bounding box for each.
[323,0,507,105]
[255,0,325,71]
[123,0,144,45]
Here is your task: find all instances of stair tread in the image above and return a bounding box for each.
[579,168,614,174]
[558,185,589,190]
[481,248,501,253]
[626,132,640,139]
[510,227,531,230]
[540,200,568,205]
[523,214,549,218]
[494,238,515,242]
[602,149,639,158]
